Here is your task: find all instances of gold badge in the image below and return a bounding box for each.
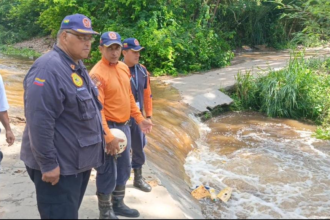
[71,73,84,87]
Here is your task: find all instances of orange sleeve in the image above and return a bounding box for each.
[143,71,153,117]
[91,72,114,144]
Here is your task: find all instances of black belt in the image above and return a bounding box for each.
[107,119,131,126]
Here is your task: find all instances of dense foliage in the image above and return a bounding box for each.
[0,0,329,75]
[233,53,330,140]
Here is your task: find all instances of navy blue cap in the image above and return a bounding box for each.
[60,14,99,35]
[122,38,144,51]
[100,31,122,47]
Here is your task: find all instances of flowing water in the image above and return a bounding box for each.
[1,52,330,219]
[0,54,33,108]
[185,113,330,219]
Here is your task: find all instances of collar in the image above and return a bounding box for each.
[101,56,118,66]
[54,44,81,72]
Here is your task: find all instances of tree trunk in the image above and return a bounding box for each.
[210,0,221,24]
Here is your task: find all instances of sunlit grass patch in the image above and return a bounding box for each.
[232,52,330,140]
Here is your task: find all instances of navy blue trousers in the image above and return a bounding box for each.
[26,166,91,219]
[96,123,131,195]
[130,118,147,169]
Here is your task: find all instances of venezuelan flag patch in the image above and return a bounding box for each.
[34,77,45,87]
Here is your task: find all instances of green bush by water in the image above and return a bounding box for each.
[233,53,330,140]
[0,45,41,59]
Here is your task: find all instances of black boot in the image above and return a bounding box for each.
[97,192,118,219]
[133,168,152,192]
[112,185,140,218]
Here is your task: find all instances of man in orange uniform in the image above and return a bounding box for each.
[122,38,153,192]
[90,31,153,219]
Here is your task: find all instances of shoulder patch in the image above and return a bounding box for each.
[90,74,102,87]
[34,77,45,87]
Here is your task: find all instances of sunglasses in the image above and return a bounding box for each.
[66,31,95,43]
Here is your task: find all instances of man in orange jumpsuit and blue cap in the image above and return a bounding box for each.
[90,31,153,219]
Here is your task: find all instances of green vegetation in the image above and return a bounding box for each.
[0,0,329,137]
[0,45,41,59]
[0,0,329,75]
[232,53,330,140]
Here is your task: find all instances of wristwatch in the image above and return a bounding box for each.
[146,116,152,119]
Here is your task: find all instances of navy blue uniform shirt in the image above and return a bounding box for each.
[21,45,105,175]
[129,64,148,112]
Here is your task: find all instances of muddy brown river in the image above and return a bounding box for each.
[1,52,329,219]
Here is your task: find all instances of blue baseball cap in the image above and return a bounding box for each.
[60,14,99,35]
[122,38,144,51]
[100,31,123,47]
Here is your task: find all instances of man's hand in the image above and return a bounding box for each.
[106,137,124,156]
[42,166,60,186]
[138,119,154,134]
[146,118,153,132]
[146,118,152,124]
[5,130,15,146]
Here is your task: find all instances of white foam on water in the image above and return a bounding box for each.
[185,115,330,219]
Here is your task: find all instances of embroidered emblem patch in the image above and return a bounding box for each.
[134,39,139,45]
[71,73,84,87]
[63,19,70,24]
[90,74,102,87]
[109,32,117,40]
[83,18,91,28]
[34,77,45,87]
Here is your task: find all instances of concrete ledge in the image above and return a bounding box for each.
[189,90,233,112]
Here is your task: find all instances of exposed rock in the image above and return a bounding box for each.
[242,45,253,52]
[13,36,55,54]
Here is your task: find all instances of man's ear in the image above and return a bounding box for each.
[61,31,68,44]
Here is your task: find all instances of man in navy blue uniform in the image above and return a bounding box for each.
[21,14,104,219]
[122,38,153,192]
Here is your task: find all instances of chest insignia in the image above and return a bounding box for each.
[71,73,84,87]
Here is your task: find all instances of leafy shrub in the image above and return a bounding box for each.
[234,53,330,139]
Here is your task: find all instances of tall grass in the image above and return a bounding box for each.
[234,53,330,140]
[0,45,41,59]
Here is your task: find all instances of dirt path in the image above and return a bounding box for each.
[0,121,197,219]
